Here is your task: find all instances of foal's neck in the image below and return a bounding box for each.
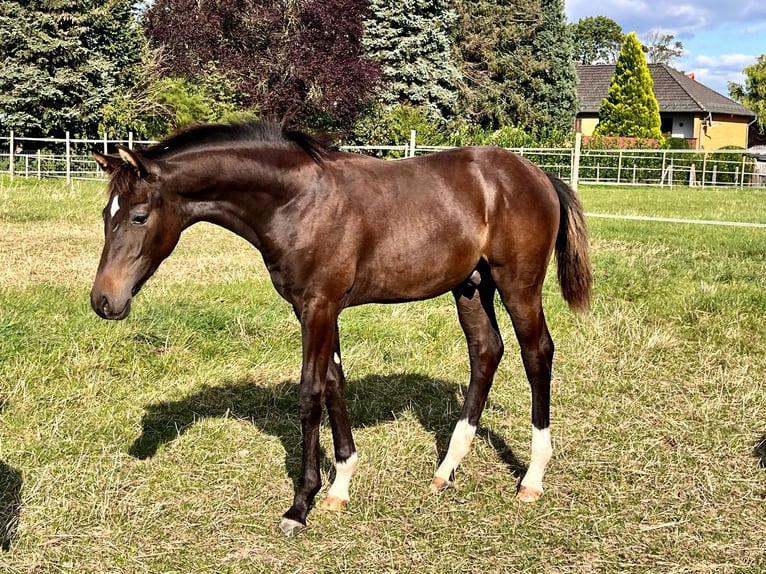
[174,146,319,249]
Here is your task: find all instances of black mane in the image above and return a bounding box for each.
[140,120,330,163]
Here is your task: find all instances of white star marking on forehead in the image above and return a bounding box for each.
[109,195,120,218]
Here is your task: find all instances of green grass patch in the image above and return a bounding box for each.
[580,184,766,223]
[1,175,765,572]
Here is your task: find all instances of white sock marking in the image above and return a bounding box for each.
[109,195,120,218]
[434,419,477,483]
[326,452,358,502]
[333,352,341,365]
[520,426,552,493]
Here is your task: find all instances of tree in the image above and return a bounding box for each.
[642,31,684,66]
[729,54,766,133]
[528,0,578,133]
[570,16,623,65]
[0,0,144,137]
[143,0,379,130]
[595,32,663,140]
[454,0,576,132]
[363,0,461,121]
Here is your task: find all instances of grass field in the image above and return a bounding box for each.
[1,175,765,573]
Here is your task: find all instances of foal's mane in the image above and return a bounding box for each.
[139,120,330,163]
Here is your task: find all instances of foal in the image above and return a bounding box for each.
[90,121,592,535]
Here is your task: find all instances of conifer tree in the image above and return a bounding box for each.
[453,0,576,132]
[595,32,663,140]
[363,0,461,121]
[0,0,144,137]
[529,0,578,133]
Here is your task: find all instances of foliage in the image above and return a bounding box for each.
[446,123,571,148]
[642,31,684,66]
[595,32,663,141]
[362,0,460,122]
[729,54,766,133]
[143,0,379,131]
[570,16,624,64]
[0,0,144,138]
[453,0,576,133]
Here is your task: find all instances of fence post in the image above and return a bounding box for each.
[128,131,134,150]
[37,149,41,179]
[741,155,746,188]
[408,130,416,158]
[669,158,674,189]
[617,148,623,184]
[65,131,71,184]
[103,133,108,155]
[661,151,667,187]
[9,130,14,180]
[571,132,581,191]
[702,152,707,187]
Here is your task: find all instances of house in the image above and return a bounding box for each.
[575,63,757,150]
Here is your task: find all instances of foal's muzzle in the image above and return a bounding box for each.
[91,290,132,320]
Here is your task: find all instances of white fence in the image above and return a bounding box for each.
[2,131,764,188]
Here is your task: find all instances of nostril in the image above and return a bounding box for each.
[100,295,111,316]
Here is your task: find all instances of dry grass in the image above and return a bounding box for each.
[0,177,765,572]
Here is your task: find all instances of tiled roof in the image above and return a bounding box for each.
[575,63,756,118]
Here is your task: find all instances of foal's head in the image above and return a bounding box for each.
[90,146,182,320]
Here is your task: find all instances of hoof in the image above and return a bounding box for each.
[278,516,306,537]
[429,477,450,493]
[516,485,543,502]
[320,496,349,511]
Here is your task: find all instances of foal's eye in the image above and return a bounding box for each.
[130,213,149,225]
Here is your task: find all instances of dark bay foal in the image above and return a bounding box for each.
[90,121,592,535]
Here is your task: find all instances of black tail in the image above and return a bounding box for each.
[547,175,592,312]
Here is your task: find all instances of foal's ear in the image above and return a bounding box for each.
[115,144,159,178]
[93,151,122,174]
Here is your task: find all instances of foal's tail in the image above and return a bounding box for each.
[547,175,592,313]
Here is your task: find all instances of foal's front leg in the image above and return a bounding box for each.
[279,300,337,536]
[319,325,358,511]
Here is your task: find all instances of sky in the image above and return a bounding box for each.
[565,0,766,98]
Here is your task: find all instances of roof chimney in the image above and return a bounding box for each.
[685,72,695,81]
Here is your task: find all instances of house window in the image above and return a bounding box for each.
[661,117,673,135]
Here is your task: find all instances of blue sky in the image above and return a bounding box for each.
[565,0,766,97]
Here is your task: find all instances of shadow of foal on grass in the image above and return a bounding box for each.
[128,373,525,492]
[0,461,22,552]
[754,433,766,470]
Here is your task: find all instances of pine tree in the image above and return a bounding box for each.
[595,32,663,140]
[528,0,578,133]
[0,0,144,137]
[453,0,576,133]
[363,0,461,121]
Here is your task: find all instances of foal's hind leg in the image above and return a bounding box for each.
[320,325,358,511]
[493,273,554,502]
[431,269,503,491]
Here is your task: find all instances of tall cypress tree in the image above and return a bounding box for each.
[595,32,663,140]
[363,0,461,121]
[0,0,144,137]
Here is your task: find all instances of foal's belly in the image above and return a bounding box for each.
[349,229,482,304]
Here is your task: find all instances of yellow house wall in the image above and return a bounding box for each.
[578,116,600,137]
[696,115,750,150]
[577,113,751,149]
